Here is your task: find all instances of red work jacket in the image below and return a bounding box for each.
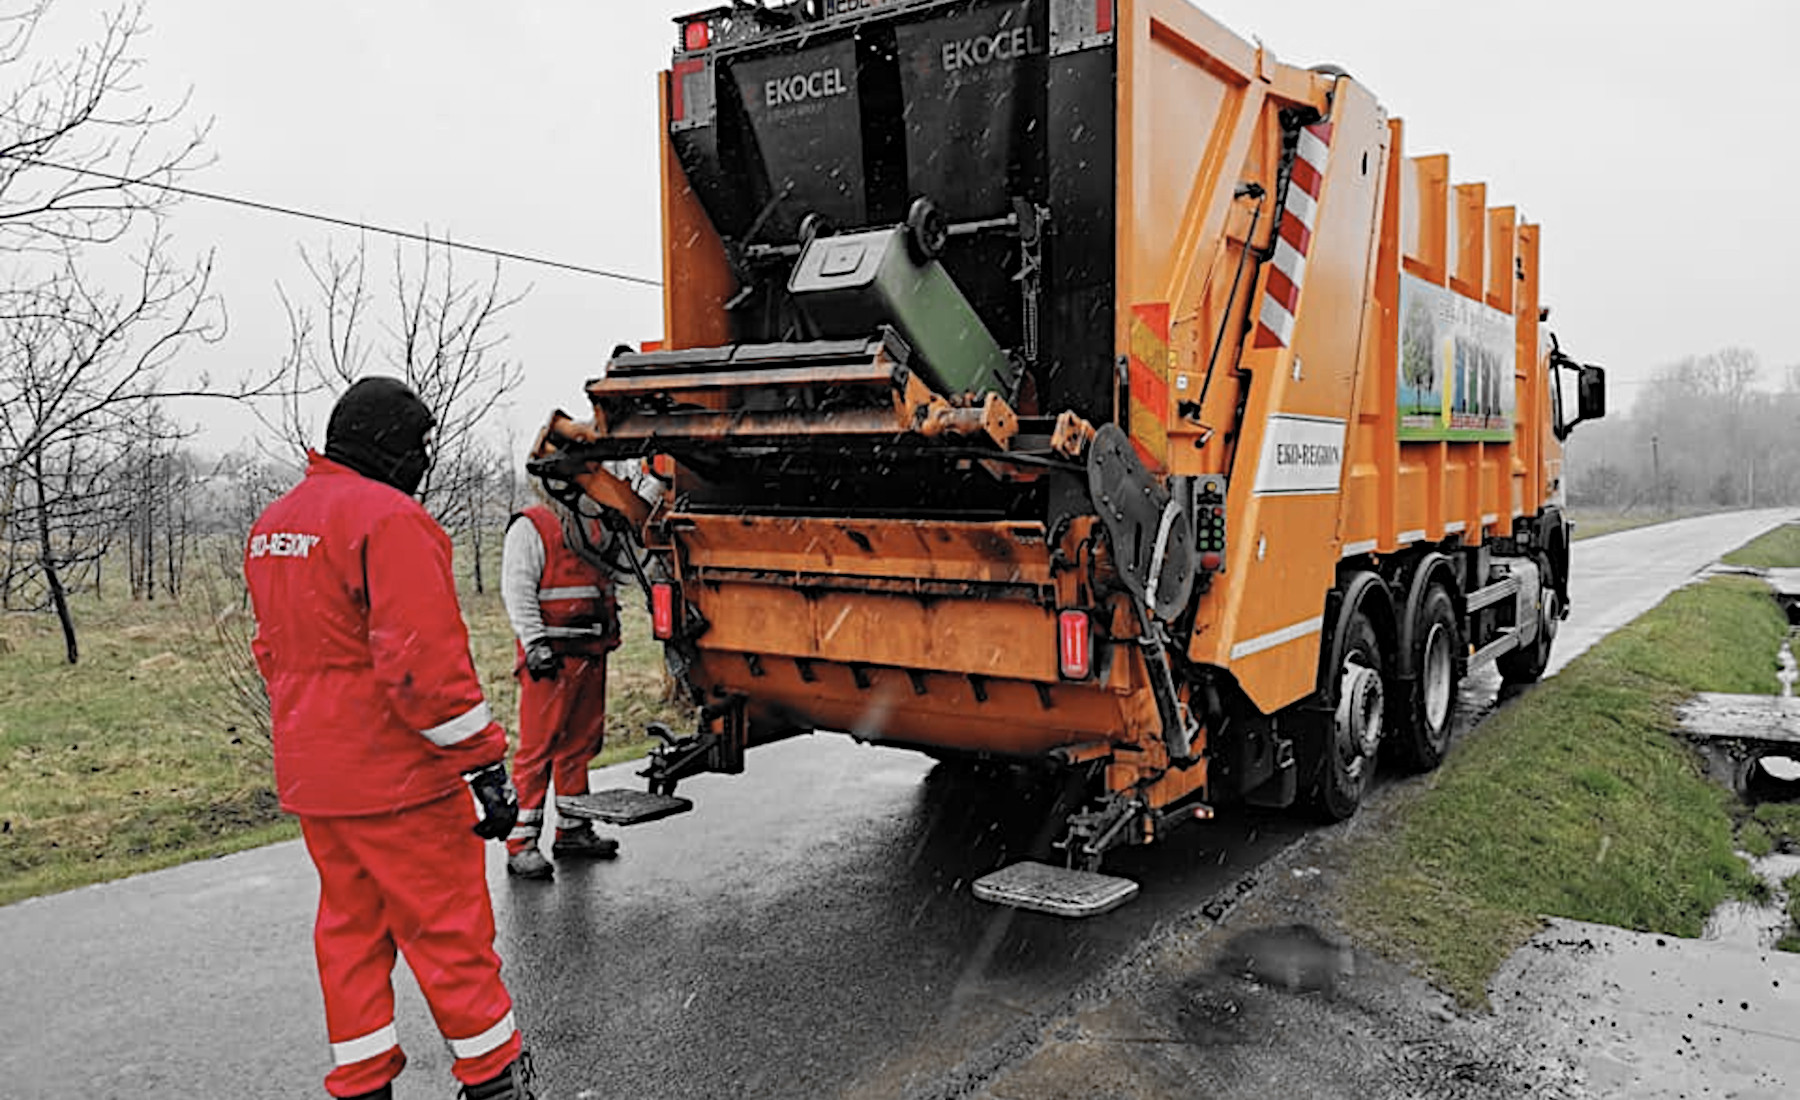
[514,504,620,658]
[246,452,507,816]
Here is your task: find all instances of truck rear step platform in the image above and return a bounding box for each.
[559,790,694,826]
[972,862,1140,918]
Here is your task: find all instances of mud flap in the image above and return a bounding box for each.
[971,861,1140,918]
[558,789,694,826]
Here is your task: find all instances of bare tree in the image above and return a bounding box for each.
[0,1,276,661]
[1569,347,1800,514]
[271,235,527,533]
[0,1,209,250]
[0,237,224,657]
[121,406,200,600]
[3,424,128,608]
[203,445,298,540]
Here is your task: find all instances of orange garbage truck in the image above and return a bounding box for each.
[533,0,1606,916]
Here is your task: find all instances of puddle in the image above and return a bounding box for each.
[1212,923,1355,994]
[1704,852,1800,949]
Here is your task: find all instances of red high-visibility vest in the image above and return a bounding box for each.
[514,504,620,657]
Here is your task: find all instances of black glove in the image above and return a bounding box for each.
[524,640,561,682]
[464,762,519,841]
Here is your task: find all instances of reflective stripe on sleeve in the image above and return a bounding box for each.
[539,585,604,600]
[421,701,493,747]
[541,625,606,638]
[332,1022,399,1066]
[446,1010,517,1060]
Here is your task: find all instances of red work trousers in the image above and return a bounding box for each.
[507,654,609,854]
[300,793,522,1097]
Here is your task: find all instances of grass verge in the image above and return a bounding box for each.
[1338,575,1787,1008]
[0,544,692,907]
[0,591,295,907]
[1721,523,1800,568]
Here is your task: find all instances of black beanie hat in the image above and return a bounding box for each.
[323,377,436,495]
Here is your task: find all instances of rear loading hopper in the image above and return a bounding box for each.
[537,0,1604,916]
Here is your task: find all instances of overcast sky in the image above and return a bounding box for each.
[93,0,1797,451]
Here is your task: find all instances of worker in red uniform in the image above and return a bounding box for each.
[246,377,534,1100]
[498,485,631,878]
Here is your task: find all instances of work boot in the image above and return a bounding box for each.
[458,1053,536,1100]
[340,1086,393,1100]
[505,848,553,879]
[551,822,619,860]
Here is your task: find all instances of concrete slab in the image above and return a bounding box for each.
[1492,915,1800,1100]
[1765,568,1800,599]
[1680,693,1800,746]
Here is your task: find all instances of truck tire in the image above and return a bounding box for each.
[1497,553,1558,685]
[1312,610,1384,822]
[1392,584,1460,773]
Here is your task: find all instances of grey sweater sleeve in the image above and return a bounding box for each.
[500,517,547,646]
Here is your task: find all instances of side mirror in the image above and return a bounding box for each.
[1548,336,1604,440]
[1577,364,1606,423]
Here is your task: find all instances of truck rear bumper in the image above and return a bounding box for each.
[696,650,1154,759]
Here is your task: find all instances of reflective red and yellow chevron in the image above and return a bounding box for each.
[1253,122,1334,348]
[1127,301,1171,470]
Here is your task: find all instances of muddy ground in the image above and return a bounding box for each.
[968,785,1799,1100]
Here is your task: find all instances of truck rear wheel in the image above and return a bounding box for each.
[1498,553,1558,685]
[1392,585,1460,773]
[1312,610,1384,822]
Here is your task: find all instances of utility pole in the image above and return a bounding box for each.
[1650,434,1661,515]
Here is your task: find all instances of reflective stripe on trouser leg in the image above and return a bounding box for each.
[315,792,522,1088]
[511,664,562,841]
[444,1010,522,1088]
[331,1022,399,1066]
[506,808,544,855]
[447,1009,518,1059]
[301,816,408,1098]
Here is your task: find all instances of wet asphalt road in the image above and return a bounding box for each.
[0,507,1793,1100]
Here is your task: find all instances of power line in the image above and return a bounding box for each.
[1,154,664,288]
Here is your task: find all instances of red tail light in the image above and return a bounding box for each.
[1058,610,1092,680]
[683,20,710,51]
[1096,0,1114,34]
[651,582,676,640]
